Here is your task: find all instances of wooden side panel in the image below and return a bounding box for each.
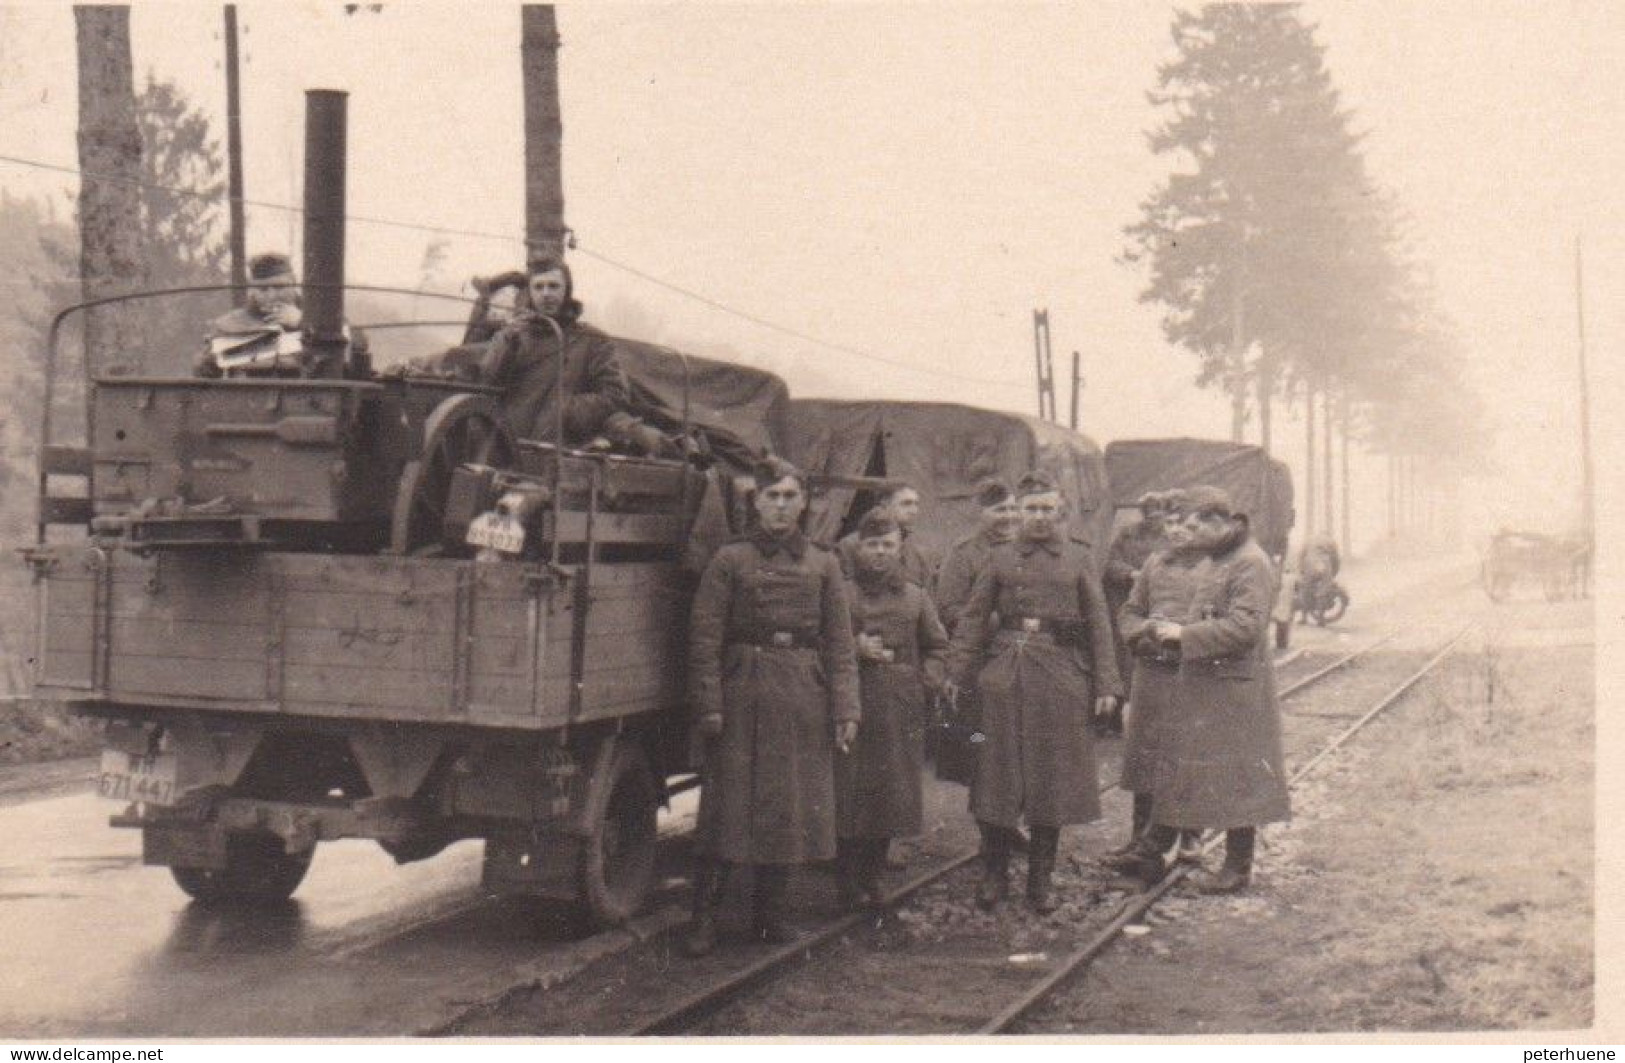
[101,552,274,703]
[37,566,97,690]
[466,565,552,725]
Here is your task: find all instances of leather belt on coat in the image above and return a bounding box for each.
[726,630,822,651]
[998,616,1085,640]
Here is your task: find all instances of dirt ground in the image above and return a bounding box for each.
[1037,599,1593,1034]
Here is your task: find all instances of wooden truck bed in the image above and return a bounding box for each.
[33,546,687,729]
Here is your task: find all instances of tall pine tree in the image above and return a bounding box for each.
[1124,4,1384,451]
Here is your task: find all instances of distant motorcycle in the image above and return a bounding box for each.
[1295,571,1350,626]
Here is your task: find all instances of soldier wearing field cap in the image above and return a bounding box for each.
[835,509,950,909]
[1107,487,1202,857]
[933,479,1021,633]
[1127,485,1290,893]
[682,457,861,955]
[838,483,937,589]
[945,471,1122,913]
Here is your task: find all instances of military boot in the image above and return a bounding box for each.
[680,859,727,958]
[1027,826,1061,914]
[1122,824,1180,888]
[975,823,1012,910]
[752,864,798,945]
[858,839,889,910]
[1193,828,1254,894]
[1105,793,1154,865]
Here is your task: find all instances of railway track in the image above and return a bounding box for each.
[499,622,1470,1037]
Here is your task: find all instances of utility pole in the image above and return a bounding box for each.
[1576,234,1594,538]
[521,5,567,262]
[224,4,247,301]
[1032,309,1055,422]
[1069,350,1081,431]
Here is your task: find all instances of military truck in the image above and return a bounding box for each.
[23,91,788,926]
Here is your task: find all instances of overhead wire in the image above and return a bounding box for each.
[0,149,1030,392]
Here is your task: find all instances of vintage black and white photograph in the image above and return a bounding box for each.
[0,1,1616,1043]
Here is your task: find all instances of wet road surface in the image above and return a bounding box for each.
[0,787,695,1037]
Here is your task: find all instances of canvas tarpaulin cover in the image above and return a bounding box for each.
[613,338,790,461]
[421,333,789,466]
[1103,438,1295,558]
[784,400,1113,565]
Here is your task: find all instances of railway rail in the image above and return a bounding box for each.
[446,622,1465,1037]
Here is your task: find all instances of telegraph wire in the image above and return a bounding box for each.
[0,149,1028,391]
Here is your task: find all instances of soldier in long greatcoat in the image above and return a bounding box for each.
[930,480,1019,787]
[1108,490,1201,855]
[946,473,1122,913]
[835,510,949,908]
[1129,485,1291,894]
[1103,492,1171,733]
[683,459,861,955]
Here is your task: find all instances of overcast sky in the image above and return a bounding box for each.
[2,1,1620,545]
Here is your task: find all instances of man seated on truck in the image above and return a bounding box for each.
[195,251,368,378]
[479,258,674,456]
[194,252,301,377]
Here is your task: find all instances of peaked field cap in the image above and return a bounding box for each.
[1161,488,1193,513]
[856,510,899,540]
[249,252,294,280]
[753,455,805,489]
[975,479,1014,508]
[1185,484,1235,517]
[1015,471,1059,498]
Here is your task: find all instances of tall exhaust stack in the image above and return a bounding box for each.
[302,89,348,377]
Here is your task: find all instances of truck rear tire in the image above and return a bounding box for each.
[171,832,314,905]
[578,741,659,926]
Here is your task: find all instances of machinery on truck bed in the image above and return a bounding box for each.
[24,90,823,925]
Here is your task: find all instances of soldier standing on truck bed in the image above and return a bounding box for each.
[945,472,1123,913]
[682,458,861,956]
[1124,485,1291,894]
[479,258,672,455]
[835,509,950,909]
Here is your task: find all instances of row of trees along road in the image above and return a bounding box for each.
[1124,5,1487,548]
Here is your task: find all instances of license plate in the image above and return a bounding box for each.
[98,749,178,806]
[466,512,526,554]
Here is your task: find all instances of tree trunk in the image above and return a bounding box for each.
[1255,357,1273,454]
[1322,389,1334,539]
[74,4,146,400]
[1304,384,1317,536]
[1339,392,1352,556]
[521,5,566,263]
[1230,273,1247,444]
